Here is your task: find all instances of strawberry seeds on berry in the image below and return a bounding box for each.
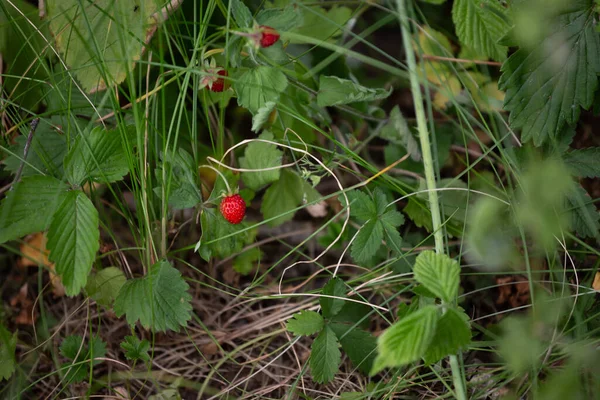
[220,194,246,224]
[210,69,228,92]
[258,25,280,48]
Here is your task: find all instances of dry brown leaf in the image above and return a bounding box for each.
[18,233,65,297]
[10,283,36,325]
[593,272,600,291]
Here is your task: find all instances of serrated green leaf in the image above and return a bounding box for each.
[499,1,600,145]
[291,5,352,42]
[233,247,262,275]
[46,0,160,93]
[240,132,282,190]
[317,76,392,107]
[251,101,276,133]
[198,208,253,260]
[320,277,346,318]
[413,251,460,302]
[309,325,341,384]
[351,219,384,265]
[114,260,192,332]
[64,126,130,185]
[256,5,304,31]
[261,169,320,226]
[566,185,600,240]
[120,335,150,362]
[155,148,202,210]
[85,267,126,307]
[380,106,421,161]
[234,66,288,114]
[331,300,371,329]
[0,176,69,244]
[345,190,377,223]
[230,0,253,28]
[423,307,471,364]
[563,148,600,178]
[452,0,511,61]
[47,191,99,296]
[381,218,403,254]
[371,305,438,374]
[286,310,324,336]
[0,323,16,381]
[330,323,377,374]
[59,335,106,383]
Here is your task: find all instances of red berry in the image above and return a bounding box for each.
[220,194,246,224]
[259,25,280,48]
[209,69,228,92]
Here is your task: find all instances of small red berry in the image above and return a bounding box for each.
[220,194,246,224]
[209,69,228,92]
[259,25,280,48]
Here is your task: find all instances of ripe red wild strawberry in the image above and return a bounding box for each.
[259,25,280,48]
[209,69,228,92]
[220,194,246,224]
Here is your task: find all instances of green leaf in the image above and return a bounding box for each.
[320,277,346,318]
[499,1,600,145]
[291,5,352,42]
[286,310,324,336]
[230,0,253,28]
[64,126,129,185]
[240,132,282,190]
[371,305,439,374]
[256,5,304,31]
[330,323,377,374]
[345,190,377,223]
[413,251,460,303]
[59,335,106,383]
[47,191,100,296]
[563,148,600,178]
[317,76,392,107]
[46,0,161,93]
[380,106,421,161]
[423,307,471,364]
[0,176,69,244]
[114,260,192,332]
[234,66,288,114]
[197,208,253,260]
[351,219,384,265]
[309,325,341,384]
[0,323,16,381]
[251,101,277,133]
[331,300,371,329]
[155,149,202,210]
[120,335,150,362]
[233,247,262,275]
[566,185,600,240]
[85,267,126,307]
[261,169,320,226]
[452,0,511,61]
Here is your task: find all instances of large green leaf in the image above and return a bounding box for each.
[286,310,324,336]
[499,0,600,145]
[234,66,288,114]
[566,185,600,240]
[0,323,16,381]
[114,260,192,332]
[85,267,126,307]
[46,0,160,93]
[320,277,346,318]
[413,251,461,303]
[256,5,304,31]
[317,76,392,107]
[563,147,600,178]
[47,191,100,296]
[330,323,377,374]
[0,176,69,244]
[239,132,282,190]
[351,219,383,265]
[423,307,471,364]
[230,0,253,28]
[452,0,511,61]
[154,149,202,210]
[291,5,352,42]
[197,208,253,260]
[309,325,341,384]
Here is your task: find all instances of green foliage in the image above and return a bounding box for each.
[59,335,106,383]
[234,67,288,114]
[413,251,460,303]
[198,208,253,260]
[423,308,471,364]
[251,102,277,133]
[47,191,100,296]
[233,248,263,275]
[452,0,511,61]
[309,325,341,384]
[499,0,600,145]
[320,277,346,318]
[120,335,151,362]
[240,132,282,190]
[286,311,324,336]
[155,149,202,210]
[317,76,392,107]
[114,260,193,332]
[0,323,17,381]
[85,267,126,307]
[0,176,69,244]
[230,0,253,28]
[563,147,600,178]
[566,185,600,240]
[330,323,377,374]
[380,106,421,161]
[256,5,304,31]
[46,0,160,92]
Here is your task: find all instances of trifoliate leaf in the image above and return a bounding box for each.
[240,132,282,190]
[309,325,341,384]
[120,335,150,362]
[452,0,511,61]
[320,277,346,318]
[46,0,161,93]
[286,310,324,336]
[380,106,421,161]
[59,335,106,383]
[64,126,130,185]
[251,101,277,133]
[499,0,600,145]
[234,66,288,114]
[317,76,392,107]
[371,306,439,375]
[413,251,461,303]
[233,247,262,275]
[563,148,600,178]
[197,208,253,260]
[256,5,304,31]
[0,176,69,244]
[423,307,471,364]
[330,323,377,374]
[47,191,100,296]
[0,323,16,381]
[85,267,126,307]
[566,185,600,240]
[114,260,192,332]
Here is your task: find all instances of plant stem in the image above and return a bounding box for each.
[395,1,467,399]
